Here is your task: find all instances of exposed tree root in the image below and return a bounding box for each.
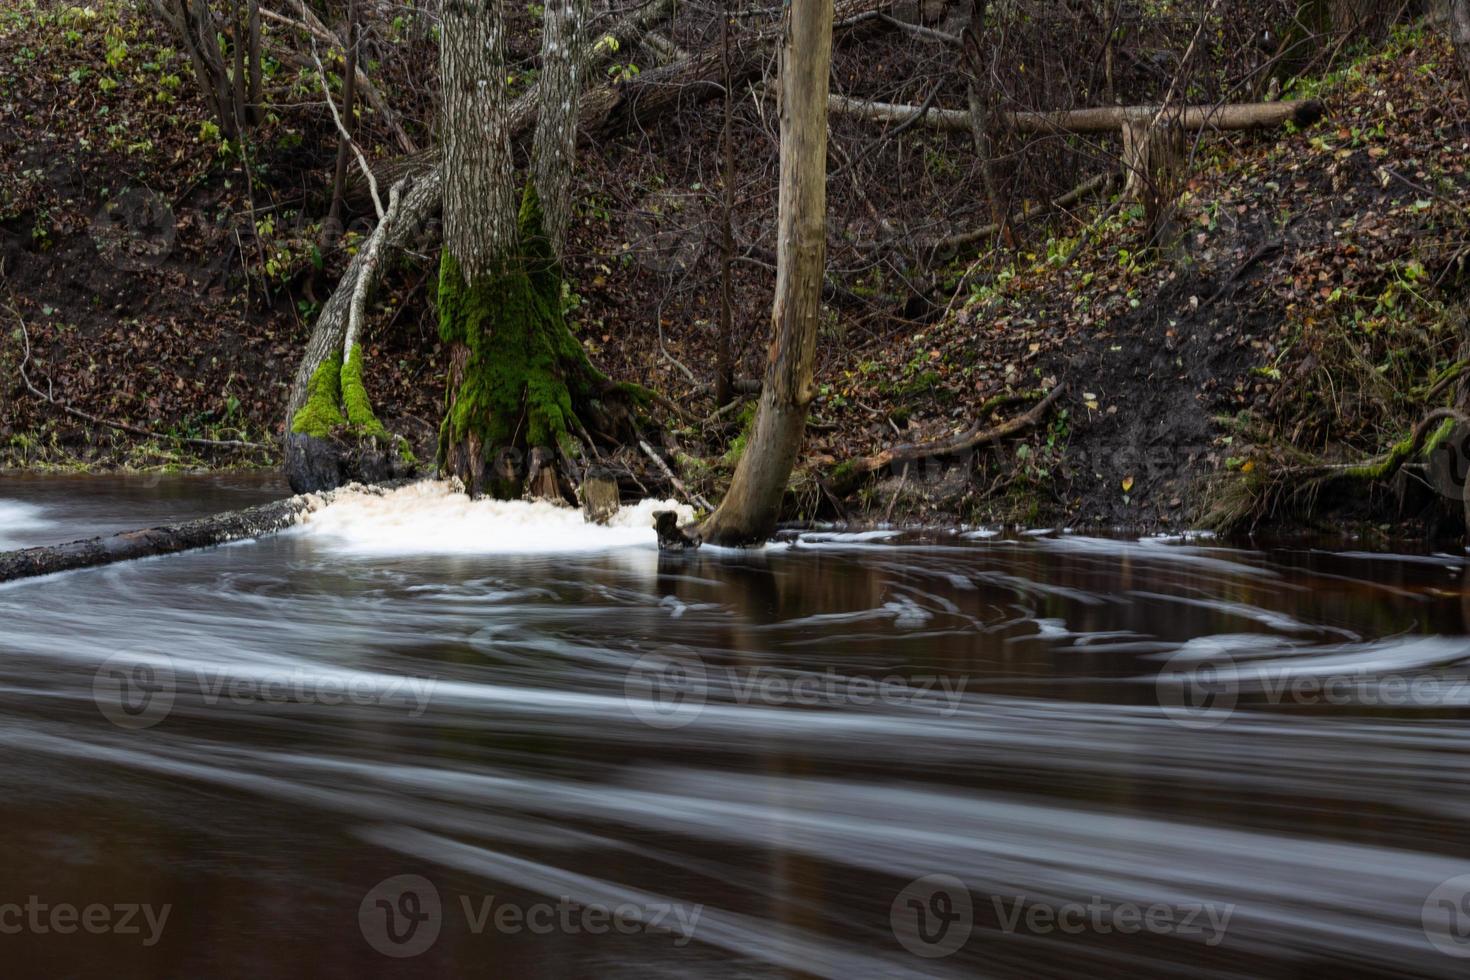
[1206,408,1470,532]
[826,384,1066,496]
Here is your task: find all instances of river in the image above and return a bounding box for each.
[1,473,1468,977]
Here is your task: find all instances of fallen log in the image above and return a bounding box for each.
[0,485,381,584]
[827,94,1325,135]
[827,384,1066,495]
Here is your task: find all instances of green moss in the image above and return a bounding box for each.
[437,182,606,493]
[290,356,345,436]
[721,401,758,468]
[828,459,858,487]
[1423,417,1456,455]
[341,343,388,439]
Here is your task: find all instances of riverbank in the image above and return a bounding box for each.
[3,3,1466,536]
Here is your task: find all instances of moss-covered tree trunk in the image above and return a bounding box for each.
[437,0,622,499]
[437,190,613,499]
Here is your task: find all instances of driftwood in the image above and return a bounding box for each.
[0,487,368,584]
[829,384,1066,494]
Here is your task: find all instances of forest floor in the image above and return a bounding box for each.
[1,1,1467,535]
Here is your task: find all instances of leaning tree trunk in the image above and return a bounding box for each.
[437,0,631,500]
[697,0,833,546]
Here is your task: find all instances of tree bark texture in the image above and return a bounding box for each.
[697,0,834,546]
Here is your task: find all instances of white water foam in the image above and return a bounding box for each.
[296,480,694,555]
[0,499,53,549]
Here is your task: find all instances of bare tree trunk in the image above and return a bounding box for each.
[230,0,249,134]
[698,0,833,546]
[715,0,736,407]
[247,0,262,123]
[962,0,1005,239]
[826,94,1324,134]
[327,0,359,235]
[1453,0,1470,98]
[531,0,590,256]
[442,0,517,278]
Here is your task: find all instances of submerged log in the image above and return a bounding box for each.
[0,486,372,584]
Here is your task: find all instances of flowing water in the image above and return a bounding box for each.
[2,474,1470,978]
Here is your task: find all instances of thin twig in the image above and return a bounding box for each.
[302,0,383,219]
[638,438,714,511]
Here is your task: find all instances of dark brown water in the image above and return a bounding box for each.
[2,474,1470,978]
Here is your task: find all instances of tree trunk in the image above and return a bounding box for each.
[531,0,590,256]
[1453,0,1470,98]
[326,0,358,236]
[715,0,737,406]
[962,0,1005,238]
[246,0,262,123]
[436,0,630,500]
[697,0,833,546]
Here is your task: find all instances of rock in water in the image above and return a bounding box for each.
[653,510,700,551]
